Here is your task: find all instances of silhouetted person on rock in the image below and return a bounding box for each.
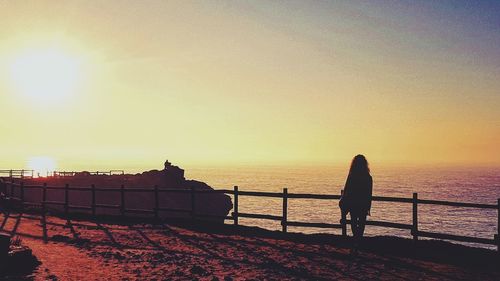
[164,160,171,170]
[339,154,372,253]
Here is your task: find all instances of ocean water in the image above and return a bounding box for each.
[186,165,500,249]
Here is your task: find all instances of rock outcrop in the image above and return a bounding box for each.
[2,161,233,222]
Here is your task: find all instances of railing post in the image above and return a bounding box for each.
[64,184,69,216]
[341,189,347,237]
[91,184,96,216]
[10,179,14,197]
[497,198,499,253]
[120,184,125,217]
[191,186,195,220]
[154,185,159,221]
[282,188,288,233]
[42,183,47,214]
[21,169,24,179]
[0,179,4,195]
[412,193,418,242]
[20,182,25,211]
[233,186,239,226]
[41,183,48,242]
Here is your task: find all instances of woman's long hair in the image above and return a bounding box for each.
[349,154,370,176]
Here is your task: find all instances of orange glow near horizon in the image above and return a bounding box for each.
[0,2,499,170]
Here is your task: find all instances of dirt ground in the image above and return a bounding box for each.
[0,211,498,280]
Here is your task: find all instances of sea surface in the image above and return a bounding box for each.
[185,165,500,249]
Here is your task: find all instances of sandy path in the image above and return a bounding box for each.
[0,212,498,280]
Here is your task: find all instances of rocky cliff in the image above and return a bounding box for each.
[1,162,233,222]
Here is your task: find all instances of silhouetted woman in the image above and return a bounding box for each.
[339,154,372,251]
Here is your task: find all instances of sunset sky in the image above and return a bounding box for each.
[0,1,499,171]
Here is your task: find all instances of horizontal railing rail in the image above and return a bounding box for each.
[52,170,125,177]
[417,198,496,209]
[0,179,498,251]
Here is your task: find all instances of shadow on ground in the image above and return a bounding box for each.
[0,211,498,280]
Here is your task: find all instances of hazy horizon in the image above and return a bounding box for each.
[1,1,499,173]
[2,159,500,177]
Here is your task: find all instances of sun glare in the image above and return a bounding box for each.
[28,156,57,177]
[9,48,81,104]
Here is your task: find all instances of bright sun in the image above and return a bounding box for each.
[9,48,81,104]
[27,156,57,177]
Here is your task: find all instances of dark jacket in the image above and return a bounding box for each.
[340,173,372,214]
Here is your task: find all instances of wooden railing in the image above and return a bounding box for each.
[0,170,34,179]
[1,181,231,221]
[52,170,125,177]
[1,181,499,251]
[229,187,499,249]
